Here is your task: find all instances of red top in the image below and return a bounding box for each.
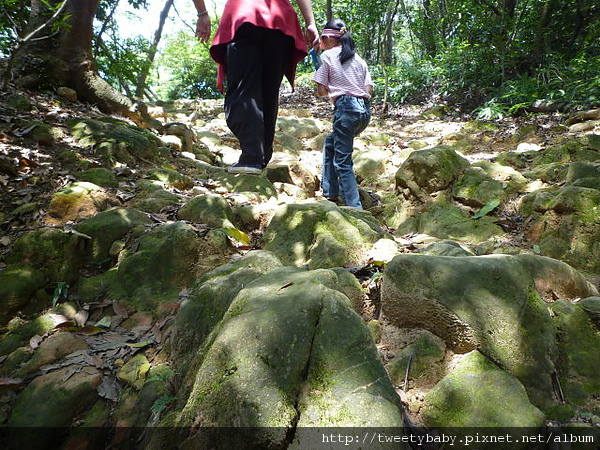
[210,0,308,92]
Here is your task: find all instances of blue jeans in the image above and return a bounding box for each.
[322,95,371,209]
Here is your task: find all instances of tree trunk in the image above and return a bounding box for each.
[533,0,557,64]
[380,0,400,112]
[135,0,173,99]
[421,0,437,57]
[13,0,151,126]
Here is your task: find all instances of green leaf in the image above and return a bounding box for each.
[126,340,154,348]
[96,316,112,328]
[57,325,104,335]
[472,199,501,219]
[218,227,251,245]
[151,395,177,414]
[533,244,541,254]
[52,281,68,308]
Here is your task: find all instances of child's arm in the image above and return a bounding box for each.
[315,83,329,98]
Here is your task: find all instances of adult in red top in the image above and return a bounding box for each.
[193,0,318,174]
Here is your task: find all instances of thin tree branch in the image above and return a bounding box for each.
[2,0,70,90]
[20,0,70,44]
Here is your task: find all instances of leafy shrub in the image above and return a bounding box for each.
[157,30,219,100]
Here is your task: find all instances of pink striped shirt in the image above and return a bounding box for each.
[312,46,373,101]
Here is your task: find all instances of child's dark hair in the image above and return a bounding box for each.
[323,18,355,64]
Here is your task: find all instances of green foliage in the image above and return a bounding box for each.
[473,100,507,120]
[378,0,600,111]
[472,199,501,220]
[217,228,251,246]
[52,281,68,308]
[0,0,29,55]
[156,30,219,100]
[380,58,436,104]
[96,35,153,93]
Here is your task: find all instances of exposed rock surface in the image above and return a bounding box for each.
[1,90,599,446]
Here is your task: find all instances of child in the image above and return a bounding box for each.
[312,18,373,208]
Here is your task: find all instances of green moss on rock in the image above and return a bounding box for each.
[386,331,446,384]
[48,181,111,224]
[66,117,163,165]
[422,351,545,429]
[75,207,151,263]
[77,167,118,188]
[8,227,87,283]
[177,193,237,228]
[418,203,503,243]
[263,200,382,269]
[0,264,48,327]
[396,146,469,195]
[550,299,600,407]
[149,168,194,190]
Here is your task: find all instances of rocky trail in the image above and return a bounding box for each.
[0,87,599,449]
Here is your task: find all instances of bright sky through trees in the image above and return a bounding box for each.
[115,0,225,41]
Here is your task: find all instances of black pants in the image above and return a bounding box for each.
[225,23,294,168]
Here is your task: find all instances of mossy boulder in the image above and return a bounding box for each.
[47,181,112,224]
[77,167,118,188]
[171,252,364,374]
[149,168,194,190]
[362,131,391,146]
[76,222,228,310]
[177,193,237,228]
[262,200,383,269]
[523,162,570,183]
[131,179,181,213]
[580,296,600,326]
[395,146,469,198]
[112,364,174,436]
[75,207,151,264]
[353,148,391,184]
[117,353,150,389]
[0,264,48,326]
[265,160,319,198]
[171,250,284,367]
[422,351,545,430]
[66,117,165,165]
[0,308,72,356]
[169,269,402,448]
[565,161,600,186]
[7,366,103,449]
[17,120,56,145]
[523,185,600,273]
[418,203,503,243]
[132,187,180,213]
[277,116,323,139]
[549,186,600,214]
[3,93,31,111]
[518,189,559,216]
[421,240,475,257]
[530,137,600,166]
[381,253,598,409]
[386,331,446,384]
[550,299,600,408]
[274,132,303,154]
[14,332,88,378]
[211,171,278,200]
[453,161,527,207]
[8,227,87,283]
